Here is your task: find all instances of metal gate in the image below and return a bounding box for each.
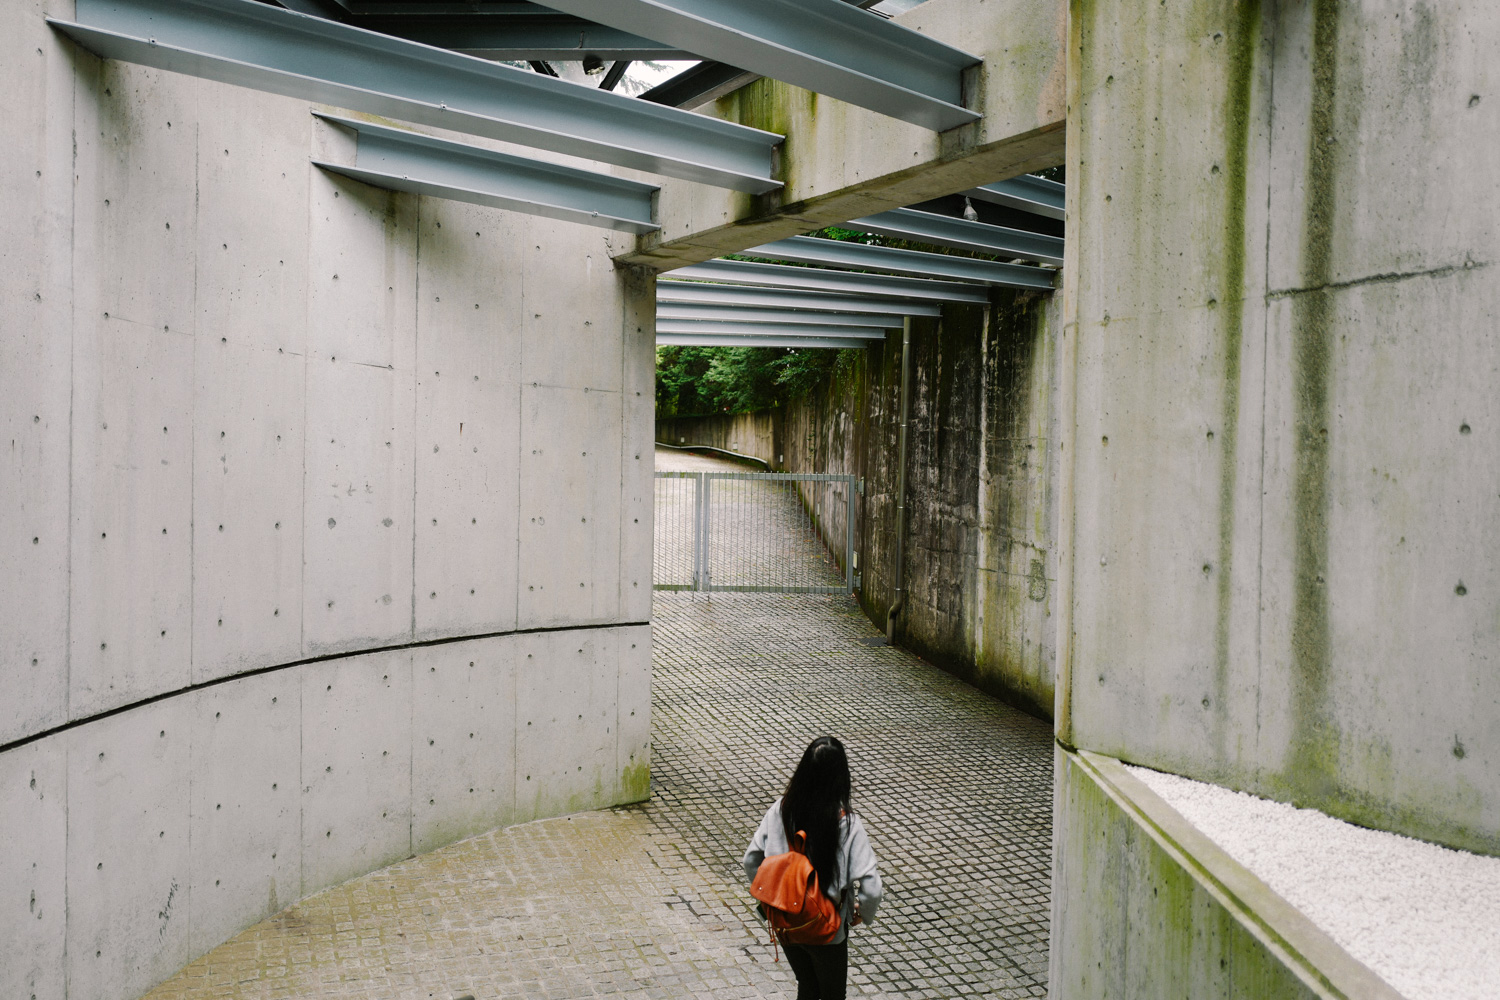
[654,471,858,593]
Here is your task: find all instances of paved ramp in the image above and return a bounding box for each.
[143,450,1052,1000]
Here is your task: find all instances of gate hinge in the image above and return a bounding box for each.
[857,477,865,496]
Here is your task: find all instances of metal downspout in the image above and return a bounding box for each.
[886,317,912,641]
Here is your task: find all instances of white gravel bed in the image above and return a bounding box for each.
[1126,765,1500,1000]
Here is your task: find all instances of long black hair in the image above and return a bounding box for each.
[781,735,854,891]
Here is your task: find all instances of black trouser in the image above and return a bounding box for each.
[782,939,847,1000]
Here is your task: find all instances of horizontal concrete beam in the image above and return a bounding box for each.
[656,279,944,316]
[541,0,980,131]
[52,0,783,192]
[617,0,1066,269]
[312,114,659,234]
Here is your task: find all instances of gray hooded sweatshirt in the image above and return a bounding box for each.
[742,797,883,944]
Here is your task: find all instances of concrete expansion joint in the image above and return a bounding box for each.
[0,619,648,758]
[1266,258,1489,300]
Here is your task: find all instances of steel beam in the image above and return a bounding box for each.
[741,237,1057,290]
[599,60,631,91]
[656,280,943,316]
[540,0,980,131]
[50,0,783,193]
[657,303,903,328]
[311,114,658,233]
[657,333,880,348]
[640,61,761,109]
[847,207,1065,265]
[657,319,886,338]
[348,12,691,60]
[669,259,990,303]
[275,0,349,18]
[965,174,1066,220]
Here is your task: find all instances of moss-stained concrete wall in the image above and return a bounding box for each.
[1058,0,1500,856]
[657,288,1062,719]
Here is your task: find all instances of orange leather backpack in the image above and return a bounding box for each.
[749,829,843,954]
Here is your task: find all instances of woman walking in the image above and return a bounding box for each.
[743,735,883,1000]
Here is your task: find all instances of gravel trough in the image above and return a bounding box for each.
[1128,765,1500,1000]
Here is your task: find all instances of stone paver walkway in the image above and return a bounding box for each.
[141,451,1053,1000]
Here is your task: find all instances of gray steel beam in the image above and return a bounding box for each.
[640,61,761,110]
[349,12,691,60]
[669,259,990,303]
[847,207,1065,265]
[656,280,943,316]
[657,303,903,328]
[311,114,658,233]
[540,0,980,131]
[965,174,1066,220]
[657,319,887,338]
[599,60,631,91]
[657,333,879,349]
[741,237,1056,290]
[51,0,782,193]
[275,0,349,18]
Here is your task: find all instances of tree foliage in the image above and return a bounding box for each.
[654,345,863,418]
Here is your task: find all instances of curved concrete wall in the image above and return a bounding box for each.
[1,5,654,999]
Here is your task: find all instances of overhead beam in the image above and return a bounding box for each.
[50,0,783,193]
[540,0,980,131]
[656,280,944,316]
[965,174,1066,220]
[657,303,904,328]
[741,237,1057,290]
[657,333,880,349]
[310,114,658,233]
[348,12,691,61]
[657,319,890,338]
[669,259,991,303]
[599,60,631,92]
[274,0,349,18]
[847,207,1065,265]
[640,61,761,109]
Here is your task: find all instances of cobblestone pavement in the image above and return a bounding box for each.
[141,450,1052,1000]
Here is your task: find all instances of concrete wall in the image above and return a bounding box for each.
[0,4,654,998]
[657,410,780,465]
[1058,0,1500,854]
[1052,0,1500,994]
[656,288,1062,718]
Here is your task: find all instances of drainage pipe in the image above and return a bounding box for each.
[886,317,912,641]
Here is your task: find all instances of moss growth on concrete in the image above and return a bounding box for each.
[618,760,651,804]
[1286,0,1342,801]
[1055,751,1362,998]
[1211,0,1263,758]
